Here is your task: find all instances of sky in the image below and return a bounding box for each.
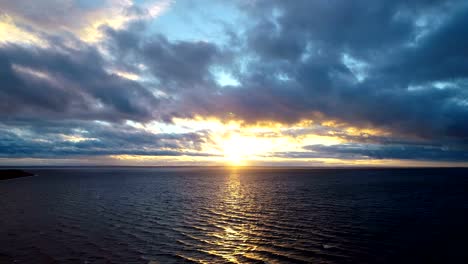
[0,0,467,166]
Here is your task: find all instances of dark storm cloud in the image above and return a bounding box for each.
[103,23,234,121]
[105,25,224,90]
[0,42,159,122]
[380,5,468,85]
[175,0,468,144]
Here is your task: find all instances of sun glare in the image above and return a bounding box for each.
[222,135,250,166]
[220,133,281,166]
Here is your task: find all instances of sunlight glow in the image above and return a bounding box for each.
[0,17,47,47]
[103,117,387,166]
[221,134,253,166]
[220,133,293,166]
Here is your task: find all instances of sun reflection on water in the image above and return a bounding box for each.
[201,168,259,263]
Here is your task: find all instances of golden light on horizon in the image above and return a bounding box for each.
[221,134,254,166]
[220,133,282,166]
[163,117,350,166]
[100,117,401,166]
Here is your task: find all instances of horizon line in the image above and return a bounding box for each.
[1,165,468,169]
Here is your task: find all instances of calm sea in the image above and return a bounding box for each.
[0,167,467,264]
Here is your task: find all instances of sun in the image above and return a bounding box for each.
[221,134,272,166]
[224,153,245,166]
[222,135,248,166]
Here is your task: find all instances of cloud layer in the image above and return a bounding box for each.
[0,0,467,164]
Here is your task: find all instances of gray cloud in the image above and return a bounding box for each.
[0,43,159,122]
[0,121,212,158]
[172,0,468,144]
[294,143,468,162]
[105,24,226,89]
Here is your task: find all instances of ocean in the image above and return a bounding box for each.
[0,167,467,263]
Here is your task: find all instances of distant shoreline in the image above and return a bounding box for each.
[0,169,35,181]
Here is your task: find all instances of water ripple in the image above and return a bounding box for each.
[1,167,468,263]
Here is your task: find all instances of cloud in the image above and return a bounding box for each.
[0,0,467,163]
[0,0,172,42]
[296,143,468,162]
[104,23,228,88]
[0,42,159,122]
[167,0,468,144]
[0,120,212,158]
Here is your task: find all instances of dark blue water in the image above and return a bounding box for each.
[0,167,467,264]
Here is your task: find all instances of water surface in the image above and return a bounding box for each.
[1,167,467,263]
